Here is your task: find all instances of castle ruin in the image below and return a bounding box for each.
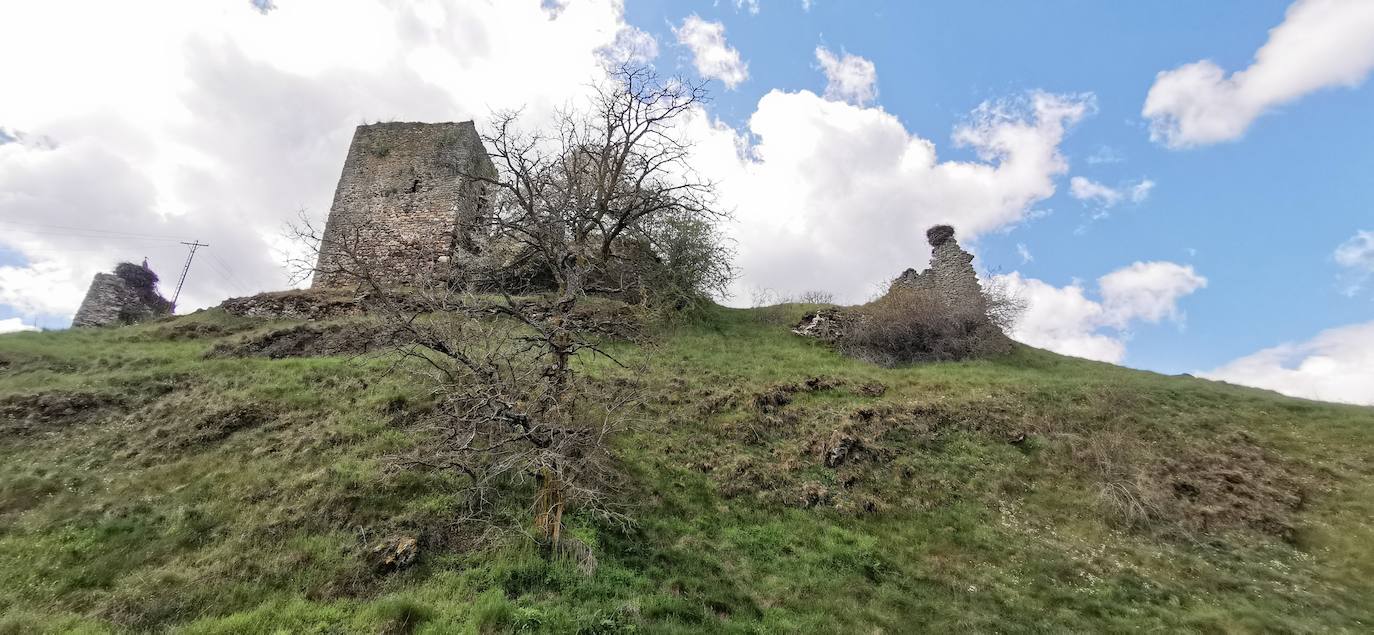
[793,224,994,343]
[889,224,988,320]
[72,262,173,327]
[312,121,495,288]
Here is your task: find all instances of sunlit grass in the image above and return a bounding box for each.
[1,305,1371,632]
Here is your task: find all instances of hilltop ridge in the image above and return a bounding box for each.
[1,304,1372,632]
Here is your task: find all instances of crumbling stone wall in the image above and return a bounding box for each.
[72,263,173,327]
[312,121,496,288]
[890,224,987,320]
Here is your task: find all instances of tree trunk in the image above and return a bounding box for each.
[534,466,564,547]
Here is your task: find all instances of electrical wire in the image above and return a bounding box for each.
[0,219,192,241]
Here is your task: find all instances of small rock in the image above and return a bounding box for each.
[825,430,860,468]
[370,535,419,572]
[857,382,887,397]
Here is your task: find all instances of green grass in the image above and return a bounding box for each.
[1,304,1372,633]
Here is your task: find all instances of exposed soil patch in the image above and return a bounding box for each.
[181,404,274,448]
[219,289,378,320]
[0,391,125,435]
[707,397,1310,539]
[750,376,843,413]
[1146,433,1305,540]
[857,382,887,397]
[147,320,256,341]
[209,322,409,359]
[712,402,958,511]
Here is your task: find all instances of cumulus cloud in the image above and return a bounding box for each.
[0,0,638,325]
[994,261,1207,363]
[674,15,749,89]
[0,317,39,334]
[1202,321,1374,406]
[0,0,1093,329]
[1098,261,1207,327]
[1335,229,1374,295]
[686,89,1093,303]
[815,46,878,106]
[1069,176,1155,208]
[598,24,658,67]
[1143,0,1374,148]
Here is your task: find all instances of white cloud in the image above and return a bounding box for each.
[1098,261,1207,328]
[1129,179,1155,203]
[1069,176,1123,207]
[674,15,749,89]
[815,46,878,106]
[0,318,39,334]
[0,0,1095,327]
[0,0,637,325]
[1069,176,1155,208]
[1335,229,1374,295]
[1202,321,1374,406]
[735,0,761,15]
[994,261,1207,363]
[686,89,1093,303]
[997,272,1126,362]
[1335,230,1374,270]
[1085,145,1124,165]
[598,25,659,67]
[1143,0,1374,148]
[1016,243,1033,264]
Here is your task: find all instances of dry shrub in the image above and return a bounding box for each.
[839,283,1011,366]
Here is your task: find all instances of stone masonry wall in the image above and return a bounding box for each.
[890,225,987,320]
[312,121,496,288]
[71,270,172,327]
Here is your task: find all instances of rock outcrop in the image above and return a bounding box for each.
[71,263,173,327]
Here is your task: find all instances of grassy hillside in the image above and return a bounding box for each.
[1,305,1372,633]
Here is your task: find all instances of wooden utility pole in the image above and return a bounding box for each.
[171,240,208,310]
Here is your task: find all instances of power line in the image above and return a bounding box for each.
[0,220,192,242]
[0,230,190,245]
[206,251,252,296]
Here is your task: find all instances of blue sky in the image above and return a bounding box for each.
[0,0,1370,403]
[618,0,1373,375]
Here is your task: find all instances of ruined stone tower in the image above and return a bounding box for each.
[312,121,496,288]
[890,225,988,319]
[72,262,173,327]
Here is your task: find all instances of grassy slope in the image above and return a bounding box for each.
[0,305,1372,633]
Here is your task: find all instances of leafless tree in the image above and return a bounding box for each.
[981,274,1028,333]
[467,65,734,311]
[285,65,733,560]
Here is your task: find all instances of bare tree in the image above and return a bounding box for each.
[285,65,732,560]
[468,65,733,311]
